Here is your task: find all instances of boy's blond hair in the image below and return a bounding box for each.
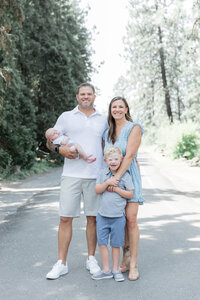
[104,146,123,159]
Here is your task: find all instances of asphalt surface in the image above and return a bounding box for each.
[0,149,200,300]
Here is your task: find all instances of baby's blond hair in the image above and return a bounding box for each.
[104,146,123,159]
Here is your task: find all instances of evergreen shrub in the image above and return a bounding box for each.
[0,149,13,178]
[145,121,200,160]
[173,134,199,159]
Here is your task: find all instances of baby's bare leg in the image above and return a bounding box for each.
[72,144,96,163]
[74,144,87,160]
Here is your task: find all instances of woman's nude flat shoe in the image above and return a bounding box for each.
[128,265,139,281]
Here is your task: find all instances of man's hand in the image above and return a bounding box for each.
[46,139,57,152]
[59,144,79,159]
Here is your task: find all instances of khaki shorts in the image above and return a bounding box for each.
[59,176,99,217]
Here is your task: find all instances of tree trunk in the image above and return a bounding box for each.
[177,93,181,121]
[158,26,173,123]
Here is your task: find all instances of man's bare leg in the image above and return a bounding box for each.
[86,216,97,257]
[58,217,73,264]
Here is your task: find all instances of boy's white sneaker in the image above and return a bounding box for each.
[86,256,101,274]
[46,260,68,279]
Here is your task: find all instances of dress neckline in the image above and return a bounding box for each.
[114,121,130,144]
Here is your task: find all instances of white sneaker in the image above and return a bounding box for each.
[86,256,101,275]
[46,260,68,279]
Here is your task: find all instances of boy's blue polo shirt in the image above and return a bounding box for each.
[96,168,134,218]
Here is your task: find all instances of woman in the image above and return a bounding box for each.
[103,96,144,281]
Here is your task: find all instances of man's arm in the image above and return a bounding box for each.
[46,139,78,159]
[46,139,57,152]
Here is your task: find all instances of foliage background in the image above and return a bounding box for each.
[0,0,93,178]
[114,0,200,161]
[1,0,200,179]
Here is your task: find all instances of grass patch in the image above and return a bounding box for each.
[0,158,62,182]
[143,121,200,160]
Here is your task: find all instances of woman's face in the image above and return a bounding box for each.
[111,99,128,120]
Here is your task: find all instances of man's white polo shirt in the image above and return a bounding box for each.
[54,106,108,179]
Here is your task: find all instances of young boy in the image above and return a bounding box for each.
[92,146,134,282]
[45,128,96,163]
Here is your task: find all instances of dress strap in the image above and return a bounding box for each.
[126,121,144,136]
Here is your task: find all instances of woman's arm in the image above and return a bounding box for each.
[136,160,140,174]
[95,177,116,194]
[115,125,142,180]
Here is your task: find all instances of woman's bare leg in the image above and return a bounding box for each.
[120,224,130,272]
[126,202,140,280]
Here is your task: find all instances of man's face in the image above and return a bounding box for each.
[106,153,122,172]
[76,86,96,109]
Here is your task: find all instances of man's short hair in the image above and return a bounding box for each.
[76,83,95,94]
[104,146,123,159]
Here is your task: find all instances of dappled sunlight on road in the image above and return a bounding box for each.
[1,152,200,299]
[187,236,200,242]
[32,201,58,210]
[140,234,156,240]
[1,186,60,192]
[190,222,200,228]
[33,261,44,267]
[173,248,200,253]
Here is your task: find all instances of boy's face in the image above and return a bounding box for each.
[106,153,122,172]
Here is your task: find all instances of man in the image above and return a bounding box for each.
[46,83,108,279]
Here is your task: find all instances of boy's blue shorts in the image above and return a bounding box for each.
[96,213,126,247]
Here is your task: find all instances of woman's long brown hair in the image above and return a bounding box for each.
[107,97,133,143]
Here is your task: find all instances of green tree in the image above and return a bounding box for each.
[20,0,92,150]
[0,0,93,175]
[114,0,200,127]
[0,0,37,175]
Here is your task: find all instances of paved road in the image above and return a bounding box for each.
[0,150,200,300]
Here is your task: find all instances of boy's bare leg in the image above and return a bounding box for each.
[99,245,110,272]
[112,247,120,271]
[58,217,73,264]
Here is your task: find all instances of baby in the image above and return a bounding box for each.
[45,128,96,163]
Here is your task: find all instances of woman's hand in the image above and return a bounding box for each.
[107,185,115,192]
[106,174,120,192]
[106,176,119,187]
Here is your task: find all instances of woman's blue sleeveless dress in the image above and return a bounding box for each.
[103,121,144,204]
